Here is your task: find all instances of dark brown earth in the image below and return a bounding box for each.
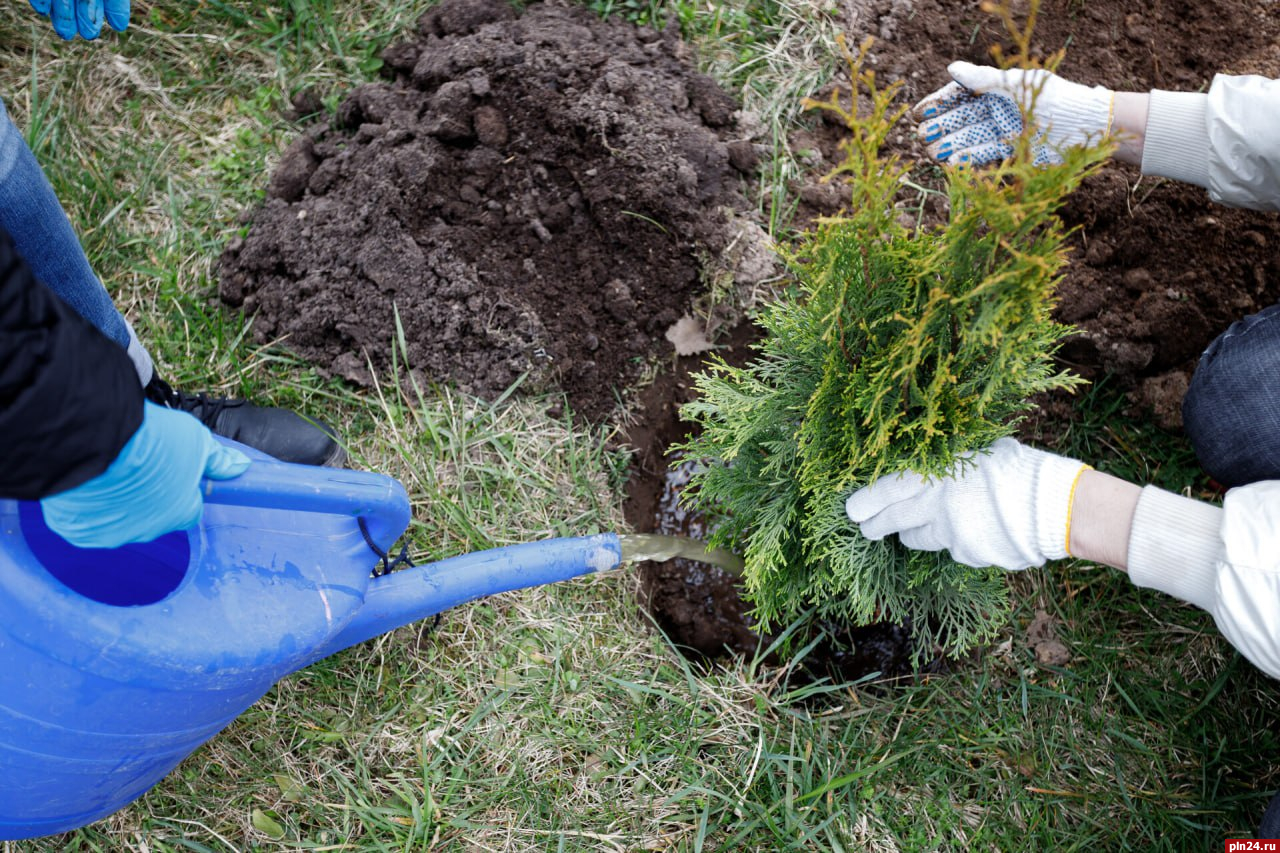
[810,0,1280,430]
[222,0,1280,674]
[219,0,773,422]
[621,326,766,661]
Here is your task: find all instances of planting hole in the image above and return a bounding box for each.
[622,327,940,683]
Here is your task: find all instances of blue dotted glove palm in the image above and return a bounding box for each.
[28,0,129,40]
[914,62,1114,167]
[41,401,251,549]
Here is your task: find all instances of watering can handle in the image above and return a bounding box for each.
[201,459,411,554]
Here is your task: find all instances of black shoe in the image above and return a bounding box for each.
[145,376,346,468]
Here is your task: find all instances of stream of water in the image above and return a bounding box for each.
[617,533,744,575]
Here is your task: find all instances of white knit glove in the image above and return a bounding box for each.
[914,62,1114,166]
[845,438,1090,571]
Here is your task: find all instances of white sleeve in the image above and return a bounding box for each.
[1127,482,1280,680]
[1140,75,1280,212]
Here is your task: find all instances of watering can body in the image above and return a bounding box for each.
[0,442,623,840]
[0,445,410,840]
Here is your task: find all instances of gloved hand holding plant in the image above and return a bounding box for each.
[915,62,1115,166]
[846,439,1090,573]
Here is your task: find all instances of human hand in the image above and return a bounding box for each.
[845,438,1090,571]
[27,0,129,41]
[913,62,1114,166]
[41,401,250,549]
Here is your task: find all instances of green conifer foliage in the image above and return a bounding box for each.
[679,32,1110,659]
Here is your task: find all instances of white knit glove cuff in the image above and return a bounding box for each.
[1030,452,1091,561]
[1041,82,1114,149]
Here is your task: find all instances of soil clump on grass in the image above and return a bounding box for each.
[219,0,771,422]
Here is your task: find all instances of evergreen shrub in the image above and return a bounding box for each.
[679,28,1110,659]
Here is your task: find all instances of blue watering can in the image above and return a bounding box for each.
[0,442,622,840]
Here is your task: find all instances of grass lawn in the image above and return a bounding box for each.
[2,0,1277,850]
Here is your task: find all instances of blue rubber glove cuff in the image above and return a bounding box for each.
[28,0,129,40]
[41,401,251,549]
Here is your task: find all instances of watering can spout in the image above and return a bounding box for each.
[202,463,624,666]
[306,533,623,664]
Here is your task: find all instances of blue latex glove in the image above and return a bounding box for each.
[27,0,129,41]
[41,401,251,549]
[913,63,1114,167]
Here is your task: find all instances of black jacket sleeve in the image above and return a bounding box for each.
[0,224,144,499]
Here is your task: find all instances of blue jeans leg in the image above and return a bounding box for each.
[0,96,152,383]
[1183,313,1280,835]
[1182,303,1280,487]
[1260,790,1280,838]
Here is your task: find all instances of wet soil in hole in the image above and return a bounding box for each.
[621,324,946,682]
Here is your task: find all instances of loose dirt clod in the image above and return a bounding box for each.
[219,0,773,421]
[1026,609,1072,667]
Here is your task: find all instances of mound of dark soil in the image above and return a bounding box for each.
[219,0,772,421]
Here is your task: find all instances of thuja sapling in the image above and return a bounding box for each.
[678,31,1111,660]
